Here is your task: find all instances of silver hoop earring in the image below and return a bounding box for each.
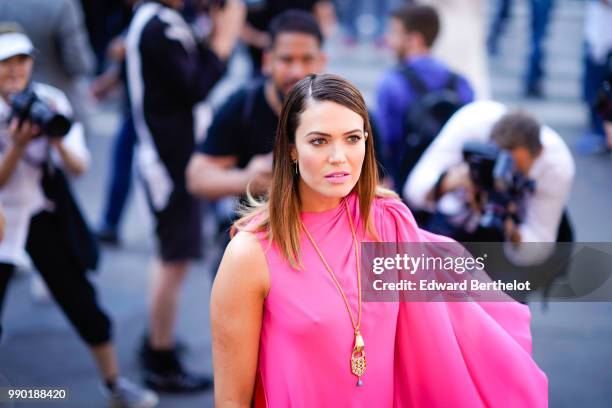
[294,160,299,175]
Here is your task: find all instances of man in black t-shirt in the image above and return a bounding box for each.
[186,9,326,200]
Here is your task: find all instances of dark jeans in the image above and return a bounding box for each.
[488,0,555,88]
[0,211,112,345]
[582,45,607,136]
[100,114,136,232]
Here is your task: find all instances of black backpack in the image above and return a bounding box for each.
[397,66,466,186]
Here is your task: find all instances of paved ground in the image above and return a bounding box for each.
[1,1,611,407]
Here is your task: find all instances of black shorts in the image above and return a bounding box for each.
[146,187,203,262]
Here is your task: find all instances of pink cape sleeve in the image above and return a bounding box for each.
[377,198,548,407]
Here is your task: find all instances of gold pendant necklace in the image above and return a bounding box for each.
[301,198,366,386]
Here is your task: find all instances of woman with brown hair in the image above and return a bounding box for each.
[211,73,547,407]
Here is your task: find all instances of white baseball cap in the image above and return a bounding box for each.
[0,32,34,61]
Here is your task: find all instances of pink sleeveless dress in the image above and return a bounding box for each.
[253,193,547,407]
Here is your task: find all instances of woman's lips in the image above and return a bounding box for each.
[324,172,350,184]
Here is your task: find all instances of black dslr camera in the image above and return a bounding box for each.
[462,142,535,233]
[9,87,72,138]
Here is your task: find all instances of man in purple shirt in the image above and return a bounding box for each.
[376,4,474,193]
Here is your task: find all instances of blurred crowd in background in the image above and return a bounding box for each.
[0,0,611,406]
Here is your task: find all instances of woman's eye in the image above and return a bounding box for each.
[347,135,362,143]
[310,138,326,145]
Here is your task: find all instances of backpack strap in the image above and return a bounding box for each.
[400,64,463,96]
[397,65,428,97]
[445,72,460,92]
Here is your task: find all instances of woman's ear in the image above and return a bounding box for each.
[290,144,297,162]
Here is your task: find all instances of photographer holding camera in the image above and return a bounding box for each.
[403,100,574,265]
[0,25,158,407]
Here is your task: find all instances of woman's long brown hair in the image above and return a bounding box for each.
[233,73,396,268]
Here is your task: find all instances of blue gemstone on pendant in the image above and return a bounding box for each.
[357,379,363,387]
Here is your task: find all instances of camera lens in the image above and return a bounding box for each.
[28,98,72,137]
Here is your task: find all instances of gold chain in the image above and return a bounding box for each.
[300,198,366,385]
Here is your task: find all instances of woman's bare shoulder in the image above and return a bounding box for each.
[226,230,265,258]
[217,230,270,296]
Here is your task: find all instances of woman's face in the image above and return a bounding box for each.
[292,100,367,210]
[0,54,33,99]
